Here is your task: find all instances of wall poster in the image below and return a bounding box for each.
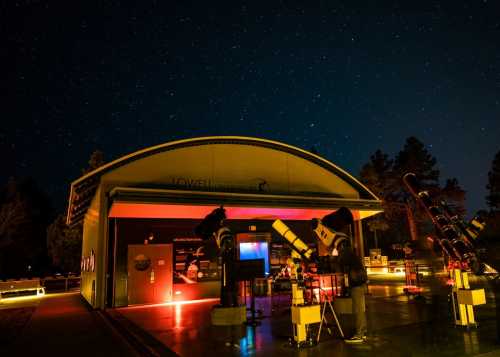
[173,237,220,284]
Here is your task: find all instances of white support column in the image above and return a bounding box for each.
[353,220,365,261]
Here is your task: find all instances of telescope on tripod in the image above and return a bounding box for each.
[403,172,491,275]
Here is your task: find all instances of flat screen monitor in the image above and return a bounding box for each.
[239,242,270,276]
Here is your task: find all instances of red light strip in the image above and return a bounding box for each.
[109,202,352,220]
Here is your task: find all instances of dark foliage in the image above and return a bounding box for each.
[0,177,53,279]
[81,150,105,175]
[440,178,466,217]
[486,151,500,211]
[46,214,82,274]
[359,137,469,254]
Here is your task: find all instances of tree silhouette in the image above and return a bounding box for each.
[46,150,106,274]
[359,149,393,199]
[81,150,105,175]
[486,150,500,212]
[392,137,440,237]
[0,183,30,250]
[0,177,53,278]
[440,178,466,217]
[359,150,393,248]
[47,214,82,274]
[393,136,440,194]
[359,137,443,249]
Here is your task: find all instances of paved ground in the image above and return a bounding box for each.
[3,274,500,356]
[0,306,36,346]
[0,292,137,357]
[116,274,500,357]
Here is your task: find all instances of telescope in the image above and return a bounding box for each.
[403,173,487,275]
[271,210,354,347]
[194,206,226,241]
[311,207,354,252]
[272,207,355,268]
[272,219,316,261]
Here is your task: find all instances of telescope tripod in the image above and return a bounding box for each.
[316,293,344,342]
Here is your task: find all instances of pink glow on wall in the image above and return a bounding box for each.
[109,202,361,220]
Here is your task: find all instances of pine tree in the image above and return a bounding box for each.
[359,138,442,248]
[392,137,440,240]
[82,150,105,175]
[440,178,466,217]
[393,137,440,192]
[46,150,107,274]
[359,149,393,199]
[47,214,82,274]
[0,178,30,250]
[486,150,500,211]
[0,177,53,278]
[359,149,393,248]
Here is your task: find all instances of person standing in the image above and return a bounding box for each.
[338,241,368,343]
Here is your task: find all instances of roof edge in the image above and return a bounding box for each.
[67,136,380,225]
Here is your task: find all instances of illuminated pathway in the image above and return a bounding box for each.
[2,292,136,356]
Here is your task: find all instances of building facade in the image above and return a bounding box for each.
[67,136,382,309]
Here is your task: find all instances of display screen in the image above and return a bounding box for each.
[239,242,270,275]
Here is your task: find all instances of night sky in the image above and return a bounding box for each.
[2,1,500,215]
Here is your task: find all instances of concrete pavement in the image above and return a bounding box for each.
[114,275,500,356]
[2,292,137,357]
[4,274,500,356]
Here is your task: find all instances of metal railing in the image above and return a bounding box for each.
[41,276,81,292]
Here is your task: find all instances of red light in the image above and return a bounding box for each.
[109,202,360,221]
[121,298,220,309]
[175,303,182,328]
[403,285,423,293]
[175,291,182,295]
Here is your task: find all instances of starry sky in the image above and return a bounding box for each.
[2,1,500,216]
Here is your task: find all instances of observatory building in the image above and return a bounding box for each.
[66,136,382,309]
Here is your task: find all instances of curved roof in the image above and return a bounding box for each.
[67,136,380,225]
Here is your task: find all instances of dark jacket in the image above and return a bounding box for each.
[339,247,367,287]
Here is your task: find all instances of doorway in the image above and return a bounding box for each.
[127,244,173,305]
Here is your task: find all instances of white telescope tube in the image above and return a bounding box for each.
[312,219,336,247]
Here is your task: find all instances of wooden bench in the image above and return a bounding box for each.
[0,278,45,300]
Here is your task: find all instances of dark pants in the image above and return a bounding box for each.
[351,284,367,336]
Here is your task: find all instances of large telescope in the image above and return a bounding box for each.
[272,219,316,261]
[403,172,489,275]
[272,211,353,347]
[311,207,354,251]
[272,207,354,261]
